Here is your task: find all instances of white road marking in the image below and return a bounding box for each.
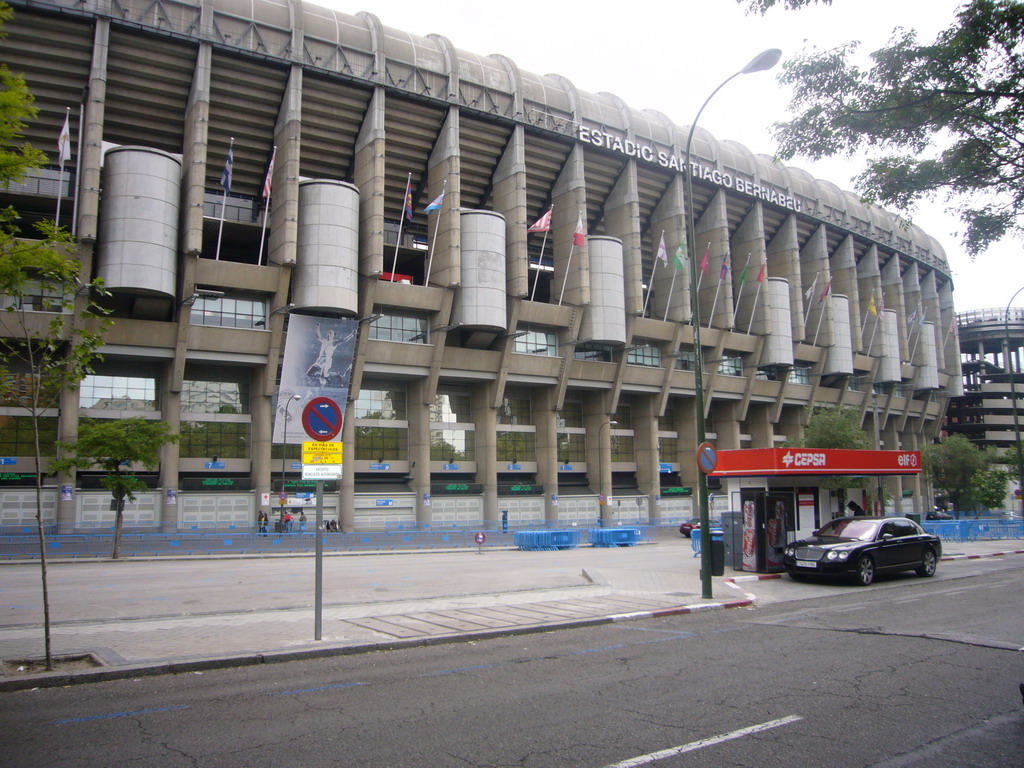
[603,715,803,767]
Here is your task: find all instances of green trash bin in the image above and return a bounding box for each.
[907,513,921,524]
[709,528,725,576]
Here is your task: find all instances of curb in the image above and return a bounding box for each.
[0,595,754,693]
[941,548,1024,561]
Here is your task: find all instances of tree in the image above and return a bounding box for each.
[971,466,1012,511]
[0,1,110,670]
[742,0,1024,257]
[922,433,987,513]
[787,406,871,514]
[50,418,178,559]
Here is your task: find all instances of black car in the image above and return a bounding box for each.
[783,516,941,586]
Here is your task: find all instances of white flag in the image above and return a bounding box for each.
[58,112,71,169]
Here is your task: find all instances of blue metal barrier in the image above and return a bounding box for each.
[921,519,1024,542]
[513,529,582,551]
[589,528,642,547]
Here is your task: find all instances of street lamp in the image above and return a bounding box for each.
[872,389,885,512]
[684,48,782,599]
[598,419,617,527]
[281,393,301,489]
[1004,288,1024,512]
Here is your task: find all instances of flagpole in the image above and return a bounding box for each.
[746,264,764,334]
[55,107,70,227]
[802,272,819,327]
[71,103,84,237]
[529,229,549,302]
[908,304,926,361]
[813,293,828,347]
[642,230,665,316]
[391,172,411,282]
[732,252,752,329]
[424,179,447,286]
[257,145,276,267]
[708,254,726,329]
[662,267,678,323]
[558,211,583,307]
[867,311,880,356]
[215,137,233,261]
[558,240,576,307]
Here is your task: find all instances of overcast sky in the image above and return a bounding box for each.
[318,0,1018,313]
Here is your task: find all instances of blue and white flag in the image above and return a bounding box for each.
[424,190,445,214]
[220,141,234,193]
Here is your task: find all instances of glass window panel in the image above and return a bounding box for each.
[354,426,409,460]
[179,421,250,458]
[557,402,584,428]
[354,384,407,420]
[496,430,536,462]
[80,374,157,410]
[429,429,475,461]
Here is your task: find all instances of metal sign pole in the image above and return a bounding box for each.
[315,478,324,640]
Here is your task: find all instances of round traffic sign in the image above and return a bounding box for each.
[474,532,486,545]
[696,441,718,474]
[302,396,343,441]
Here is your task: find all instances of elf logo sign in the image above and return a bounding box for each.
[781,451,827,469]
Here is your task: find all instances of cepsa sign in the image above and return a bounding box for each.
[711,448,922,477]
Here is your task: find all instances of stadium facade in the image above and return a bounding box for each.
[0,0,962,534]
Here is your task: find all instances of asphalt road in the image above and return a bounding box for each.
[2,559,1021,767]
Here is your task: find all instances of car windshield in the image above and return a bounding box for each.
[817,519,880,541]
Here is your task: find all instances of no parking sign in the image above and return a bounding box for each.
[302,396,343,441]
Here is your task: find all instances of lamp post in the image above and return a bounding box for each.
[872,389,884,513]
[1004,288,1024,513]
[598,419,617,527]
[281,393,301,490]
[684,48,782,599]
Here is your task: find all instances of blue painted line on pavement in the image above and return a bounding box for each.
[419,662,509,677]
[53,705,190,725]
[271,681,366,696]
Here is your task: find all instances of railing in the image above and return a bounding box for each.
[921,519,1024,543]
[0,526,659,560]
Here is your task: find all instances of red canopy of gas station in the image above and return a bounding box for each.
[708,448,922,477]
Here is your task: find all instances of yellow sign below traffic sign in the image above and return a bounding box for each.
[303,441,343,464]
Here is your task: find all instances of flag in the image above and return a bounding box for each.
[262,146,276,199]
[424,190,445,214]
[528,207,552,233]
[57,112,71,169]
[756,261,767,283]
[868,294,878,317]
[738,261,748,286]
[804,273,817,302]
[907,308,917,326]
[673,238,686,271]
[819,279,831,303]
[403,176,413,221]
[656,233,668,265]
[220,142,233,193]
[878,290,886,312]
[700,244,710,276]
[573,212,585,246]
[719,254,729,282]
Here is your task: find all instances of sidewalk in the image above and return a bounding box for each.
[1,535,1021,691]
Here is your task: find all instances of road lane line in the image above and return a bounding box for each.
[603,715,803,767]
[271,681,366,696]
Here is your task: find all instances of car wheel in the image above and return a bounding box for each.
[854,554,875,586]
[916,548,937,577]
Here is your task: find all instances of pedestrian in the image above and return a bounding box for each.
[257,510,268,535]
[299,511,307,532]
[283,511,294,533]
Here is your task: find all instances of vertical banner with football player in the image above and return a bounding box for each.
[273,314,358,444]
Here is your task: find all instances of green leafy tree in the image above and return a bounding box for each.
[922,433,987,513]
[786,406,871,514]
[51,418,178,559]
[742,0,1024,257]
[970,466,1012,511]
[0,1,110,670]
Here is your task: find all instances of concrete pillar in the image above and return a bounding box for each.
[426,107,461,288]
[355,87,387,277]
